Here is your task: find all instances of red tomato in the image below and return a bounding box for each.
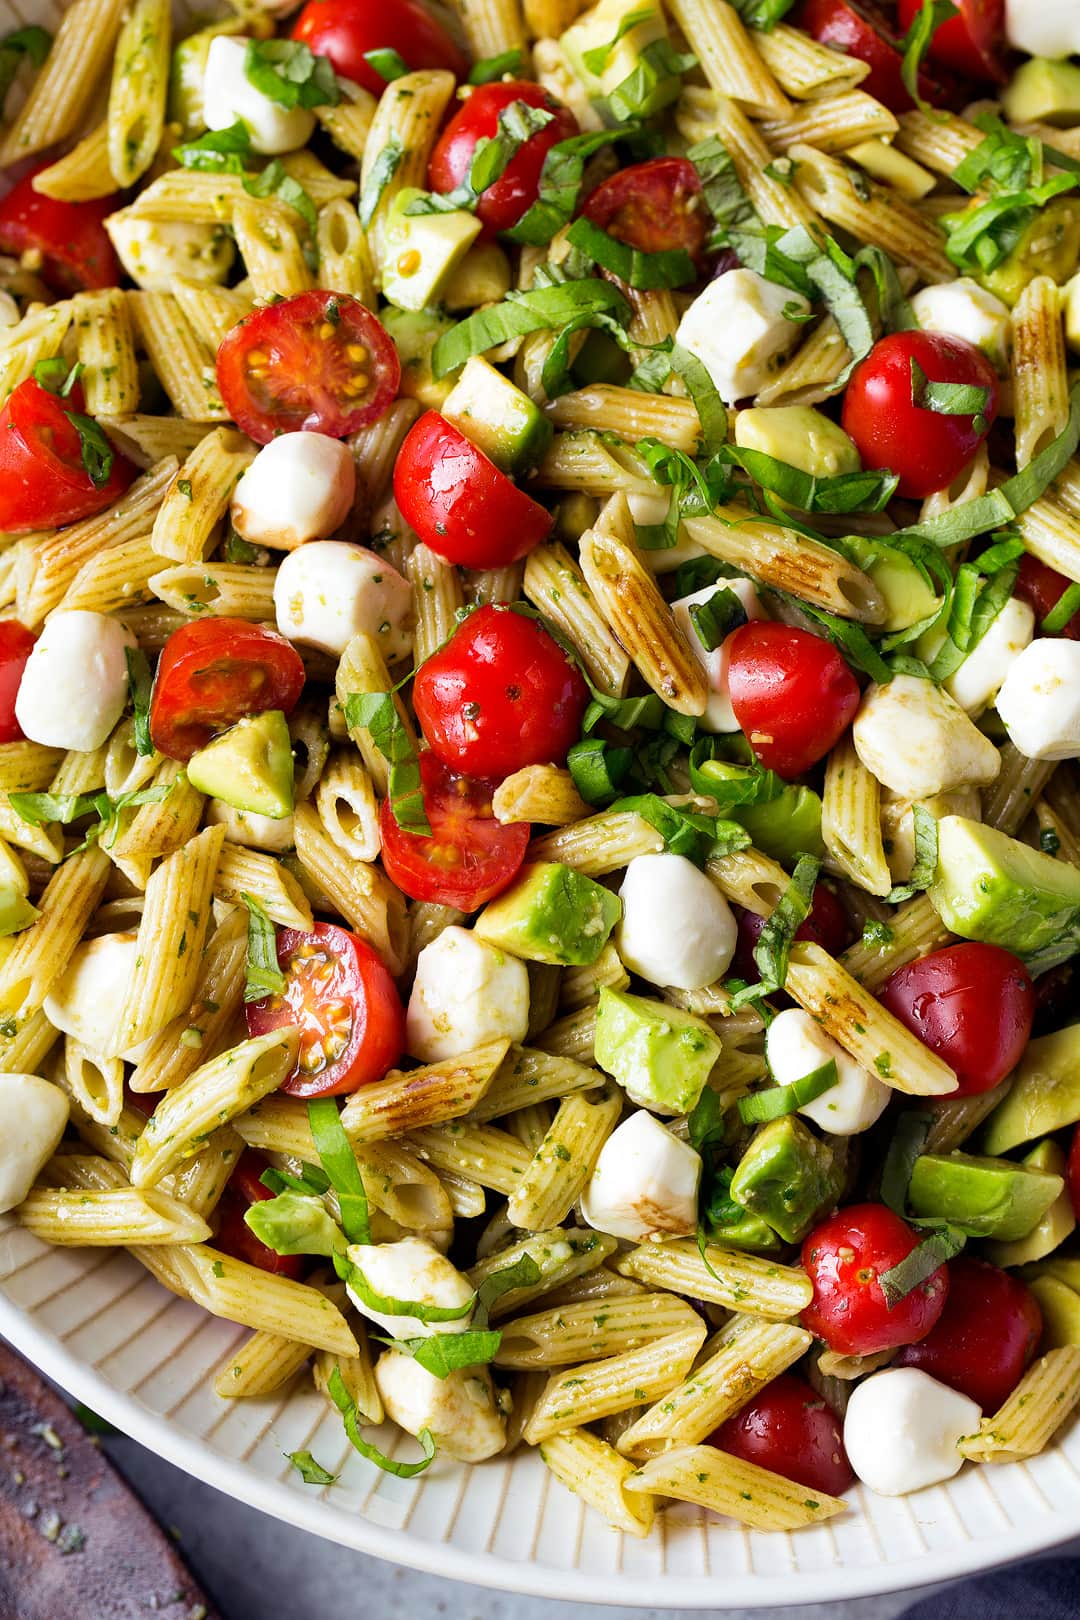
[794,0,962,111]
[802,1203,950,1356]
[897,0,1005,83]
[732,885,850,981]
[216,291,399,445]
[379,752,530,910]
[0,166,121,293]
[215,1148,304,1278]
[393,411,552,568]
[842,330,999,500]
[427,81,579,236]
[1068,1126,1080,1221]
[0,621,35,743]
[292,0,466,97]
[149,617,305,761]
[0,377,134,532]
[582,157,708,267]
[246,922,405,1098]
[726,622,860,779]
[878,943,1034,1097]
[1015,554,1080,639]
[895,1257,1041,1410]
[413,603,588,777]
[710,1374,854,1497]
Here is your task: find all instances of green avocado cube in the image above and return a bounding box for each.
[474,861,621,967]
[382,189,483,314]
[593,986,721,1115]
[186,709,294,819]
[702,1167,781,1254]
[381,305,460,409]
[985,1140,1076,1268]
[980,198,1080,306]
[982,1024,1080,1155]
[907,1150,1064,1241]
[562,0,678,117]
[1003,58,1080,128]
[1028,1275,1080,1348]
[441,357,553,475]
[244,1191,341,1258]
[928,815,1080,973]
[0,839,37,937]
[728,1116,844,1244]
[733,785,824,866]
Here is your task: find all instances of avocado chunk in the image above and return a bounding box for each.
[382,306,460,408]
[441,356,553,475]
[849,536,942,634]
[734,407,861,493]
[382,189,483,314]
[0,838,37,937]
[982,1024,1080,1155]
[1003,58,1080,128]
[244,1190,341,1258]
[1028,1275,1080,1349]
[985,1140,1076,1267]
[928,815,1080,973]
[702,1165,782,1254]
[980,198,1080,306]
[906,1150,1064,1241]
[562,0,681,119]
[734,784,824,866]
[728,1115,844,1244]
[186,709,294,819]
[593,985,721,1115]
[474,861,621,966]
[1021,1256,1080,1295]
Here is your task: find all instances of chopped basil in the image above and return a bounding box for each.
[604,37,695,124]
[879,1226,965,1309]
[772,594,894,684]
[362,47,409,81]
[607,792,750,866]
[343,1259,475,1322]
[750,854,821,995]
[688,740,783,810]
[376,1329,503,1377]
[671,556,737,597]
[910,356,990,431]
[0,24,50,111]
[328,1365,436,1476]
[566,215,695,291]
[688,135,756,247]
[475,1253,542,1322]
[261,1162,330,1197]
[343,690,430,835]
[507,125,645,245]
[174,120,252,172]
[431,280,631,378]
[582,687,665,734]
[689,586,748,652]
[243,160,319,242]
[1042,581,1080,634]
[632,437,727,550]
[628,339,728,456]
[240,892,285,1003]
[737,1059,837,1124]
[468,47,524,84]
[947,114,1080,275]
[885,805,939,905]
[243,39,340,109]
[308,1096,371,1246]
[880,1110,933,1216]
[566,735,633,805]
[860,918,894,951]
[286,1450,338,1485]
[467,100,553,198]
[925,534,1023,681]
[727,0,795,27]
[899,0,958,116]
[359,135,404,228]
[125,648,154,757]
[224,529,261,564]
[716,442,898,514]
[582,5,653,72]
[687,1085,727,1153]
[33,357,83,397]
[66,413,115,489]
[8,782,172,851]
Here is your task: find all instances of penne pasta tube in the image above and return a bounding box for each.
[822,732,893,897]
[507,1084,622,1231]
[467,1045,604,1122]
[182,1246,358,1356]
[107,0,171,186]
[523,1318,708,1443]
[17,1186,211,1246]
[616,1238,813,1319]
[623,1444,847,1529]
[1012,276,1069,469]
[0,0,126,164]
[666,0,789,118]
[151,429,257,562]
[213,844,312,931]
[337,1039,510,1143]
[213,1328,312,1399]
[495,1292,702,1369]
[523,540,631,697]
[539,1429,654,1538]
[493,764,591,827]
[683,511,885,622]
[958,1348,1080,1464]
[753,22,870,97]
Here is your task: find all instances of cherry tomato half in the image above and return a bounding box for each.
[0,621,35,744]
[878,943,1034,1097]
[246,922,405,1098]
[292,0,466,98]
[897,0,1005,84]
[216,290,400,445]
[413,603,589,777]
[582,157,708,267]
[0,377,134,532]
[1015,554,1080,639]
[0,166,121,293]
[215,1148,304,1278]
[802,1203,950,1356]
[393,411,552,568]
[794,0,962,112]
[427,81,578,236]
[732,884,851,981]
[710,1373,854,1497]
[379,752,530,910]
[726,622,861,780]
[149,617,306,761]
[842,330,999,500]
[895,1257,1041,1410]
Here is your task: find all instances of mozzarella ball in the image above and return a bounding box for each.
[766,1007,890,1136]
[944,596,1034,716]
[580,1109,701,1242]
[232,432,356,551]
[205,799,295,853]
[273,542,412,659]
[406,925,529,1063]
[1004,0,1080,58]
[0,1074,69,1214]
[843,1368,981,1496]
[15,610,136,752]
[345,1236,475,1340]
[375,1352,506,1461]
[616,852,737,990]
[43,932,143,1061]
[676,270,811,405]
[852,675,1001,799]
[670,579,765,732]
[996,638,1080,761]
[203,37,316,154]
[911,279,1011,371]
[106,212,235,290]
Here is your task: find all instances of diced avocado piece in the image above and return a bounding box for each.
[981,198,1080,306]
[186,710,294,819]
[733,785,824,866]
[847,138,935,201]
[734,407,861,489]
[244,1191,341,1258]
[906,1150,1064,1241]
[729,1116,843,1244]
[382,189,482,314]
[1028,1275,1080,1348]
[982,1025,1080,1155]
[474,861,621,966]
[562,0,679,118]
[1003,58,1080,128]
[928,816,1080,973]
[0,838,37,937]
[442,242,512,311]
[1021,1256,1080,1294]
[703,1167,782,1254]
[985,1141,1076,1267]
[441,356,553,475]
[593,985,721,1115]
[381,306,460,408]
[169,14,254,137]
[849,536,942,634]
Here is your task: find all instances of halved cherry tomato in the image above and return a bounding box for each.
[710,1374,854,1497]
[1015,554,1080,639]
[292,0,467,98]
[582,157,708,267]
[842,330,999,499]
[216,290,400,445]
[794,0,962,111]
[427,81,579,236]
[393,411,552,568]
[726,622,861,780]
[895,1257,1041,1410]
[149,617,306,761]
[0,165,121,293]
[413,603,588,778]
[0,376,134,532]
[897,0,1005,84]
[379,752,530,910]
[732,884,850,981]
[802,1204,950,1356]
[215,1148,304,1278]
[246,922,405,1098]
[0,621,35,743]
[878,943,1034,1097]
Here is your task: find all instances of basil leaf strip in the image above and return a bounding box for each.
[880,1110,934,1216]
[432,281,631,378]
[363,47,409,81]
[608,793,750,865]
[359,135,404,228]
[8,783,172,851]
[582,4,653,72]
[0,23,49,110]
[582,688,665,733]
[468,47,523,83]
[467,101,553,199]
[376,1329,503,1377]
[63,412,114,488]
[752,854,821,992]
[343,691,431,834]
[244,39,340,109]
[507,124,645,245]
[125,647,154,757]
[33,357,83,396]
[899,0,958,116]
[328,1365,436,1476]
[885,804,939,905]
[688,1085,727,1152]
[567,735,633,805]
[910,356,990,428]
[286,1450,338,1485]
[475,1251,543,1324]
[308,1097,372,1246]
[174,120,252,171]
[566,215,695,291]
[737,1059,837,1124]
[690,586,748,652]
[343,1258,475,1322]
[243,160,319,241]
[879,1226,965,1309]
[240,892,285,1003]
[1043,580,1080,633]
[727,0,795,27]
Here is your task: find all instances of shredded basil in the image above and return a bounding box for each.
[341,1258,475,1323]
[717,443,899,514]
[899,0,957,116]
[926,535,1023,680]
[885,804,939,905]
[1041,581,1080,634]
[243,39,340,109]
[910,356,990,431]
[880,1111,933,1216]
[566,215,695,290]
[261,1162,330,1198]
[688,134,756,247]
[286,1450,338,1486]
[243,160,319,242]
[467,100,554,199]
[363,47,409,81]
[566,735,633,805]
[0,23,49,111]
[688,1085,727,1153]
[737,1059,837,1124]
[174,120,252,171]
[328,1365,436,1476]
[727,0,795,27]
[507,125,644,245]
[468,47,523,83]
[689,586,748,652]
[125,648,154,757]
[475,1253,542,1321]
[33,357,83,397]
[308,1096,371,1246]
[343,691,430,835]
[65,413,114,489]
[604,37,695,124]
[8,782,171,851]
[375,1329,503,1376]
[582,687,665,733]
[946,114,1080,275]
[607,792,750,865]
[861,918,894,951]
[432,280,631,378]
[240,893,285,1003]
[359,135,404,228]
[747,855,821,997]
[582,5,654,72]
[879,1226,965,1309]
[628,340,728,456]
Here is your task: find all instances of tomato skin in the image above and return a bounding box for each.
[582,157,708,266]
[842,331,999,500]
[0,621,35,744]
[292,0,466,97]
[215,1149,305,1278]
[216,290,400,444]
[732,885,850,981]
[726,622,861,780]
[428,81,579,236]
[894,1257,1041,1410]
[149,617,306,762]
[413,604,589,777]
[878,943,1034,1097]
[1015,554,1080,639]
[0,166,121,293]
[802,1203,950,1356]
[710,1373,854,1497]
[393,411,552,568]
[897,0,1005,83]
[0,377,134,532]
[379,752,530,910]
[794,0,962,111]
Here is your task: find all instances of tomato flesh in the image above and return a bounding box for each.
[711,1373,854,1497]
[292,0,466,97]
[897,0,1005,83]
[895,1257,1041,1410]
[0,165,121,293]
[428,81,579,236]
[1015,554,1080,639]
[726,622,861,779]
[379,752,530,910]
[794,0,963,111]
[149,617,306,761]
[732,885,850,981]
[878,943,1034,1097]
[0,377,134,532]
[802,1203,950,1356]
[0,621,35,743]
[215,1148,304,1278]
[582,157,708,266]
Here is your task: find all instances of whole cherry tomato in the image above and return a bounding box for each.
[149,618,305,761]
[732,884,851,980]
[895,1257,1042,1410]
[215,1149,304,1278]
[428,81,578,236]
[1015,554,1080,639]
[794,0,963,111]
[842,330,999,499]
[897,0,1006,84]
[582,157,708,266]
[710,1373,854,1496]
[0,376,134,532]
[0,165,121,293]
[413,603,588,777]
[878,943,1034,1097]
[802,1203,950,1356]
[726,622,861,779]
[292,0,466,97]
[1068,1125,1080,1221]
[379,752,530,910]
[0,622,36,743]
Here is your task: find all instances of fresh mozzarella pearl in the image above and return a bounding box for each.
[203,37,316,154]
[765,1007,890,1136]
[579,1109,701,1242]
[15,611,136,752]
[910,279,1011,371]
[944,596,1034,716]
[670,579,764,731]
[616,852,737,990]
[231,432,356,551]
[205,799,295,852]
[105,213,235,290]
[43,933,144,1061]
[996,638,1080,760]
[0,1074,69,1214]
[273,542,412,659]
[676,269,811,405]
[643,535,709,577]
[1004,0,1080,59]
[406,926,529,1062]
[345,1236,475,1340]
[626,489,672,527]
[852,675,1001,798]
[843,1368,981,1496]
[374,1351,506,1461]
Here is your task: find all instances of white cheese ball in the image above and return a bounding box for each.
[232,432,356,551]
[203,36,316,154]
[670,579,764,732]
[765,1007,890,1137]
[1004,0,1080,59]
[995,638,1080,761]
[579,1110,701,1243]
[43,932,144,1061]
[205,799,295,853]
[374,1352,506,1462]
[616,852,737,991]
[944,596,1034,716]
[273,542,412,659]
[406,925,529,1063]
[676,269,811,405]
[843,1368,981,1496]
[910,278,1011,372]
[345,1236,475,1340]
[15,610,136,753]
[105,213,235,290]
[0,1074,69,1214]
[852,674,1001,799]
